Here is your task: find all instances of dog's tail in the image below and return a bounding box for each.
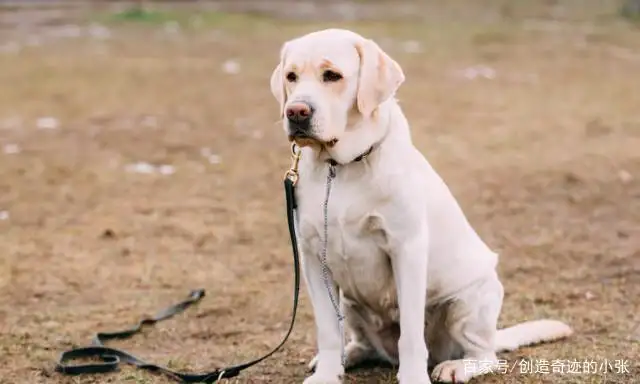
[495,319,573,352]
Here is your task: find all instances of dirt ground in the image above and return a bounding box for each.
[0,1,638,383]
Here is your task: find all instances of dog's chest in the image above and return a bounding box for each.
[296,177,395,309]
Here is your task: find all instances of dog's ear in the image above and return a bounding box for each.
[355,39,405,117]
[270,43,289,118]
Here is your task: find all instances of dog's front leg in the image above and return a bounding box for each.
[301,247,344,384]
[392,234,432,384]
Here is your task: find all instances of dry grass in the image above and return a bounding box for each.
[0,1,638,383]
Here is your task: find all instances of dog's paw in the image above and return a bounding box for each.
[431,358,497,383]
[397,365,431,384]
[397,371,432,384]
[302,372,343,384]
[308,341,374,372]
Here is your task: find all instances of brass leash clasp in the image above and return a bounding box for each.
[284,143,302,186]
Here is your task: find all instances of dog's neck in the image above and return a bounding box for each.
[325,145,374,166]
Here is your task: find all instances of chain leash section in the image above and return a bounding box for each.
[321,164,346,367]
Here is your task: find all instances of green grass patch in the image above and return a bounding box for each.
[95,6,273,30]
[620,0,640,21]
[110,7,178,24]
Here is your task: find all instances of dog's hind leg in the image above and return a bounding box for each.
[430,273,504,383]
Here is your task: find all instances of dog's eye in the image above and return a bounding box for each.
[286,72,298,82]
[323,70,343,82]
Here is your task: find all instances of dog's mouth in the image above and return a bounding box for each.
[326,138,339,148]
[288,134,339,149]
[288,135,318,149]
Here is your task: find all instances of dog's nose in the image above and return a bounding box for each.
[286,102,313,124]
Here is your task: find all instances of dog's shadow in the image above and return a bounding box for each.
[349,359,397,372]
[310,359,398,381]
[312,360,454,382]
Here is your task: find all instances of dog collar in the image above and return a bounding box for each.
[325,145,374,166]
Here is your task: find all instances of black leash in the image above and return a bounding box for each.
[55,146,303,383]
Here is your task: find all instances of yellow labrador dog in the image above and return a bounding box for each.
[270,29,572,384]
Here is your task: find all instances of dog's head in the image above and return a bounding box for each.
[270,29,405,153]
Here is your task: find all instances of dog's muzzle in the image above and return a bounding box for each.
[286,101,314,139]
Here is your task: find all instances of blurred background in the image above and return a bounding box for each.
[0,1,638,383]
